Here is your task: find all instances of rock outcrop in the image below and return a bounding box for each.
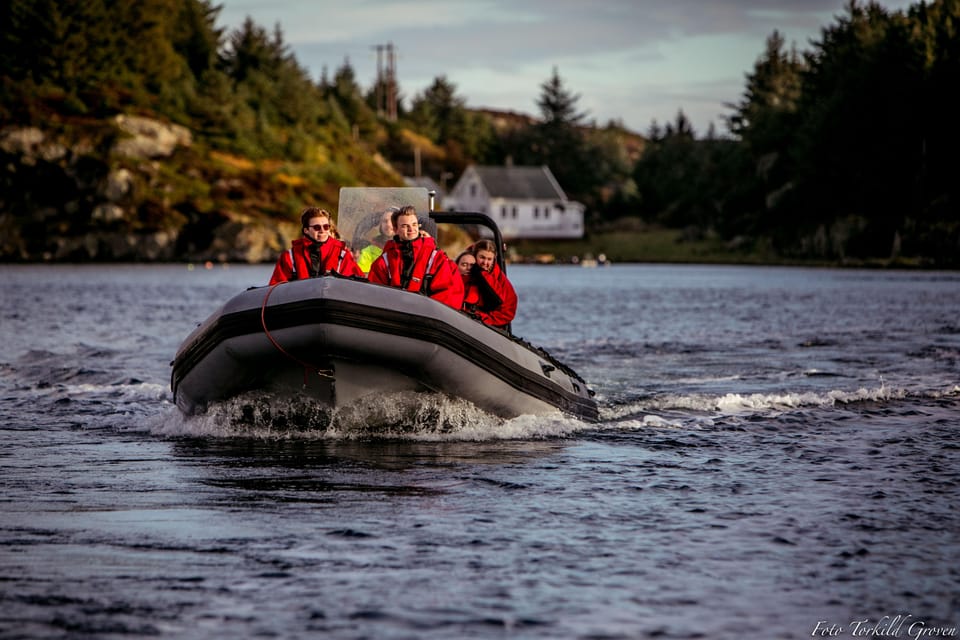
[0,117,294,263]
[112,115,192,159]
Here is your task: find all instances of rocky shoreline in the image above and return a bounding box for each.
[1,116,301,263]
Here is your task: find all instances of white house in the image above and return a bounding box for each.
[442,164,585,239]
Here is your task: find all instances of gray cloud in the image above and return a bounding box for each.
[218,0,916,133]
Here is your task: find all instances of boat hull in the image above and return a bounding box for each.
[171,276,598,422]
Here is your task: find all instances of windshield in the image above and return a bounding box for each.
[338,187,478,256]
[337,187,432,254]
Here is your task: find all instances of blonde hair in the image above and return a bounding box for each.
[472,239,497,256]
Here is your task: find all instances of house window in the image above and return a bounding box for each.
[501,205,507,218]
[533,206,539,218]
[545,209,550,219]
[512,207,517,218]
[470,183,477,197]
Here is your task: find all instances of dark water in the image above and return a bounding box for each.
[1,263,958,639]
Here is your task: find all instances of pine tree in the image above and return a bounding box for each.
[528,68,590,199]
[408,76,467,145]
[536,66,586,128]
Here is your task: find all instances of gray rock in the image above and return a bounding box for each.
[113,115,192,159]
[103,168,133,201]
[92,203,126,222]
[39,143,68,162]
[0,127,45,154]
[0,127,67,163]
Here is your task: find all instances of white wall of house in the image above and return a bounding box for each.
[443,167,585,239]
[445,169,490,214]
[490,198,583,239]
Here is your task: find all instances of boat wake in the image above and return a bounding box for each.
[599,382,960,430]
[10,340,953,440]
[152,390,595,441]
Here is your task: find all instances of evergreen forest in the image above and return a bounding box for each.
[1,0,957,265]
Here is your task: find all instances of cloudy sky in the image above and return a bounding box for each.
[214,0,916,135]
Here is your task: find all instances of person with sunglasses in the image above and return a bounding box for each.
[269,207,363,284]
[367,205,463,309]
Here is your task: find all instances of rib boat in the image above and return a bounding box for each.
[170,187,598,422]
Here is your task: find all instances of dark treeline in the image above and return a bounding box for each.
[1,0,355,162]
[1,0,957,265]
[651,0,960,265]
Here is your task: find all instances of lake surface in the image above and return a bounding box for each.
[1,263,958,639]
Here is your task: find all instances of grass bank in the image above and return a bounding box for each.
[507,226,783,265]
[505,224,934,268]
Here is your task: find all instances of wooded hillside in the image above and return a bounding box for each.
[1,0,957,265]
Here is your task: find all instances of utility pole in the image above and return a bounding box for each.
[371,42,397,121]
[371,44,384,116]
[386,42,397,121]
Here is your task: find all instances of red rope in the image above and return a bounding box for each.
[260,283,332,386]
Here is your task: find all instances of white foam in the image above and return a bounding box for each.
[655,384,914,413]
[144,384,960,440]
[63,381,170,402]
[598,382,960,430]
[149,390,594,441]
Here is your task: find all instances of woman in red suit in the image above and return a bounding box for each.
[368,206,464,309]
[464,239,517,329]
[269,208,363,284]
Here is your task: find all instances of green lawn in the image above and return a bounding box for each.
[507,228,784,265]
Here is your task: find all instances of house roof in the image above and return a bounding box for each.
[403,175,443,196]
[471,165,566,200]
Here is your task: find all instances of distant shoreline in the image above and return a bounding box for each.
[2,256,952,270]
[1,218,952,270]
[504,227,953,270]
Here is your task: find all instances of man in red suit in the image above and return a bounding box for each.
[368,205,463,309]
[269,208,363,284]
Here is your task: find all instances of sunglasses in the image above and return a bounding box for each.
[307,223,330,231]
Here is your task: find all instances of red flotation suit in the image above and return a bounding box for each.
[368,235,464,309]
[269,236,362,285]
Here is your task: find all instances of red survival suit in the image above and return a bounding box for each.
[368,234,464,309]
[461,272,483,310]
[269,236,363,285]
[464,262,517,329]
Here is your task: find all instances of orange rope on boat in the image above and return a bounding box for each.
[260,283,333,385]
